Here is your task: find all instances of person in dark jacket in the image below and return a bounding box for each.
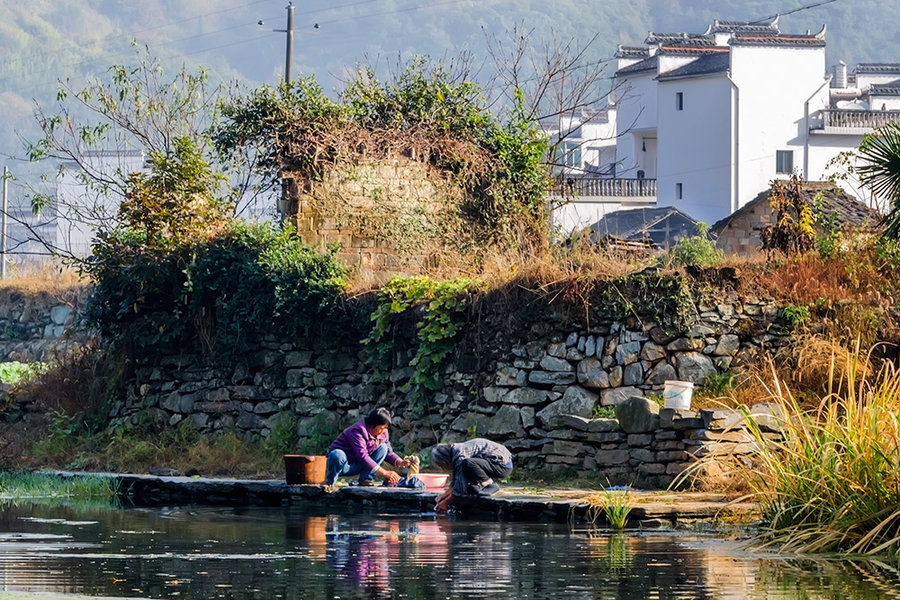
[325,408,410,486]
[431,438,513,513]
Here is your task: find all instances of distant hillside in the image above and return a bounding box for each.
[0,0,895,202]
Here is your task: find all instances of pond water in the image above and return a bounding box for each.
[1,502,899,599]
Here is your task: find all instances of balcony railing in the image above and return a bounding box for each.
[811,109,900,131]
[550,177,657,198]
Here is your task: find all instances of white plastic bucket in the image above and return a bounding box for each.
[663,380,694,410]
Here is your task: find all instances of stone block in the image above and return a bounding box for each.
[536,385,597,426]
[627,433,653,446]
[629,448,656,463]
[701,408,745,431]
[505,387,554,405]
[529,371,577,386]
[577,357,609,389]
[548,414,591,431]
[615,396,660,433]
[595,449,630,466]
[637,462,666,475]
[587,418,620,433]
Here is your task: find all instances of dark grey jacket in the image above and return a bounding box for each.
[448,438,513,496]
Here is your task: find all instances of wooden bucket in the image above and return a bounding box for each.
[284,454,327,484]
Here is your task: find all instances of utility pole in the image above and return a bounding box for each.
[284,2,294,84]
[1,166,8,279]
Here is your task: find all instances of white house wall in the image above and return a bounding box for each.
[657,74,733,223]
[614,72,658,177]
[730,44,827,215]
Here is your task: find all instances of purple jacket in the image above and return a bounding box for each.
[329,421,401,472]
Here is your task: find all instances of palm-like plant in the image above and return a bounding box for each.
[857,122,900,238]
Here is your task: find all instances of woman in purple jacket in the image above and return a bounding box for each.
[324,408,410,486]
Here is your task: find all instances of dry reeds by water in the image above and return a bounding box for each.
[736,343,900,557]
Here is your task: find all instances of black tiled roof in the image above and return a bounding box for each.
[731,34,826,47]
[616,55,658,76]
[646,32,716,45]
[710,18,780,34]
[870,83,900,96]
[856,63,900,74]
[658,53,731,79]
[616,45,650,59]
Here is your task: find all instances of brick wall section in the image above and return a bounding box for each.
[282,159,464,277]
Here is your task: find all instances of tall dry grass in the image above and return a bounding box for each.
[737,342,900,556]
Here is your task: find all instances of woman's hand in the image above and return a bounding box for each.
[434,489,452,514]
[380,468,401,486]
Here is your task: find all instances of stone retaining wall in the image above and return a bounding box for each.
[108,288,791,489]
[0,289,88,363]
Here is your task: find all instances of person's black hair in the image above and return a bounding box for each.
[364,407,392,428]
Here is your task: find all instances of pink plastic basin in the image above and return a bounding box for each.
[416,473,449,489]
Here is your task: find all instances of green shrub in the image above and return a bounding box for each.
[592,405,616,419]
[663,222,722,268]
[83,221,350,358]
[0,361,47,385]
[365,275,483,410]
[781,304,811,330]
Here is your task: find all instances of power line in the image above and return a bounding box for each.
[751,0,840,24]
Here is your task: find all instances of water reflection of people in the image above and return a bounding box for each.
[326,519,403,595]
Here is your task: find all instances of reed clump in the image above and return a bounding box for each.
[739,343,900,557]
[578,488,633,530]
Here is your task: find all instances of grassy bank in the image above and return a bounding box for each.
[732,344,900,557]
[0,471,117,504]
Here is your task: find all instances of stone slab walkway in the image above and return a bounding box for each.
[55,471,758,526]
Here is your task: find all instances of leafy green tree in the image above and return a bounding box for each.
[19,47,269,260]
[857,122,900,239]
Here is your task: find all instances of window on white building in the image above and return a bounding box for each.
[676,183,683,199]
[776,150,794,174]
[675,92,684,111]
[560,142,582,168]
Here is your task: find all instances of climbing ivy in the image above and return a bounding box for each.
[364,275,483,408]
[592,273,697,334]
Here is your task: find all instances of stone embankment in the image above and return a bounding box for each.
[0,289,87,362]
[61,471,758,526]
[104,291,790,489]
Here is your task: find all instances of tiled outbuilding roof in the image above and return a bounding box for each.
[711,181,881,235]
[586,206,704,249]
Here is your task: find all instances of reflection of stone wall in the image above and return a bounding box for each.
[0,288,89,362]
[110,288,791,489]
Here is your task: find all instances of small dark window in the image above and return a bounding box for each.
[776,150,794,174]
[676,183,683,199]
[675,92,684,111]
